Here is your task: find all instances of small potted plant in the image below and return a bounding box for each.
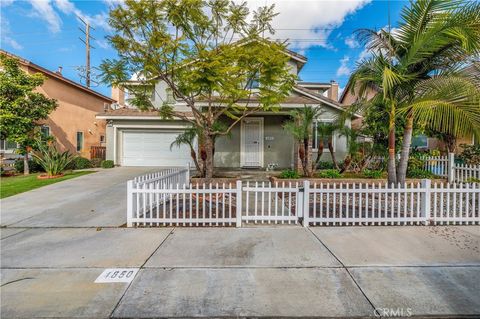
[32,141,75,179]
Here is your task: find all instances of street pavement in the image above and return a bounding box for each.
[1,168,479,318]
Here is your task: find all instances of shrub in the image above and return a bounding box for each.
[318,169,342,179]
[458,144,480,165]
[408,157,424,171]
[279,169,299,179]
[406,168,433,179]
[73,157,92,169]
[465,177,480,183]
[32,143,75,176]
[316,161,334,169]
[101,160,115,169]
[14,159,44,173]
[90,158,103,168]
[363,169,383,179]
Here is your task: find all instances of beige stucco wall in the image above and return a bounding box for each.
[104,107,351,168]
[24,65,110,159]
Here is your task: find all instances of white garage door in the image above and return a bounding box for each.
[122,131,191,166]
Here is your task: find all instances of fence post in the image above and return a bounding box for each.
[236,180,242,228]
[448,152,455,183]
[302,180,310,227]
[127,180,133,227]
[420,179,431,225]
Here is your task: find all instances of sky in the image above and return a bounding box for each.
[0,0,405,98]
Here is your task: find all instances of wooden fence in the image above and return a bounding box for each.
[90,146,106,160]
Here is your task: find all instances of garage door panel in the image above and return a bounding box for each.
[122,131,191,167]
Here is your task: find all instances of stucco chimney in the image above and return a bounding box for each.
[328,80,339,101]
[111,85,125,105]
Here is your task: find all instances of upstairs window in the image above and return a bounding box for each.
[76,132,84,152]
[41,125,50,137]
[166,88,175,103]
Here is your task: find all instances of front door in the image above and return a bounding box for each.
[241,117,263,167]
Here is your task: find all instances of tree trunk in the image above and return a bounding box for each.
[397,115,414,185]
[203,133,215,179]
[304,138,313,177]
[340,155,351,173]
[445,135,456,153]
[23,152,30,175]
[328,141,339,170]
[189,147,201,173]
[315,140,324,166]
[387,120,397,185]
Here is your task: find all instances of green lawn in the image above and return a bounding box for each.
[0,171,95,199]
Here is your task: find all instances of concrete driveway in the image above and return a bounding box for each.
[0,167,158,227]
[1,169,479,318]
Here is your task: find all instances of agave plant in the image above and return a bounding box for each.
[31,142,75,177]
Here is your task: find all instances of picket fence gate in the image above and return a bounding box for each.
[127,168,480,227]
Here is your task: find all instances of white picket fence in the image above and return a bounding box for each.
[453,163,480,183]
[306,180,479,226]
[422,155,449,178]
[127,169,480,227]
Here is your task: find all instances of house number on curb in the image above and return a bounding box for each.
[95,268,139,283]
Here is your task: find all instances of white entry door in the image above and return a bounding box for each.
[241,118,263,167]
[122,130,191,166]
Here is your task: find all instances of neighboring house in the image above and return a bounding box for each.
[339,80,475,153]
[0,50,115,159]
[97,45,360,169]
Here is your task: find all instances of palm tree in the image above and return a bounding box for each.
[350,0,480,185]
[315,122,339,169]
[284,105,323,177]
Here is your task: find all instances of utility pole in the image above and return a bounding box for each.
[78,16,95,87]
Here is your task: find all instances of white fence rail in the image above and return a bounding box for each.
[243,181,300,224]
[422,155,449,178]
[305,180,479,226]
[127,170,480,227]
[453,163,480,183]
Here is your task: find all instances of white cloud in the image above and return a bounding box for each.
[1,0,14,6]
[95,39,110,50]
[345,34,359,49]
[336,56,351,77]
[243,0,371,50]
[102,0,125,8]
[24,0,111,33]
[1,15,23,50]
[27,0,62,33]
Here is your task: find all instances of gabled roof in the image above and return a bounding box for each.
[293,85,362,118]
[0,49,115,103]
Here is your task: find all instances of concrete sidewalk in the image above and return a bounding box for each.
[1,225,479,318]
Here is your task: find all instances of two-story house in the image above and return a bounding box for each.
[1,50,115,160]
[96,45,359,169]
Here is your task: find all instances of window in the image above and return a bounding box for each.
[76,132,84,152]
[0,139,18,151]
[166,88,175,103]
[41,125,50,137]
[247,72,260,89]
[411,135,428,149]
[100,135,105,143]
[312,121,335,152]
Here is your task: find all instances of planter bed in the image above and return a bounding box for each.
[269,176,446,185]
[190,177,238,186]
